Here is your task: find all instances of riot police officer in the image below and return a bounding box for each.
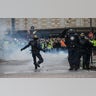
[65,29,80,71]
[21,35,44,70]
[79,33,93,70]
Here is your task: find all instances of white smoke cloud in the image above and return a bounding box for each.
[0,21,68,64]
[7,49,68,67]
[0,28,7,40]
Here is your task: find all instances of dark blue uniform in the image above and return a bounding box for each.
[65,32,80,71]
[21,39,44,69]
[79,36,93,70]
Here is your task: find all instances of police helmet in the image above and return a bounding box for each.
[31,26,34,30]
[33,35,38,39]
[80,33,85,36]
[68,29,75,33]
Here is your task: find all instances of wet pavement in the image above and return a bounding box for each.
[0,57,96,78]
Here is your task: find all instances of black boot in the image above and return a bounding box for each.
[36,63,40,67]
[69,68,73,71]
[35,65,37,70]
[74,68,79,71]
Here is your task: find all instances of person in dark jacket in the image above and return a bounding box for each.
[79,33,93,70]
[21,35,44,70]
[29,26,37,38]
[65,29,80,71]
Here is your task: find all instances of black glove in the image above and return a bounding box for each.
[21,49,23,51]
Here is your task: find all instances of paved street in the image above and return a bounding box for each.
[0,52,96,78]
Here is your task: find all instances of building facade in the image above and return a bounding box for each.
[0,18,96,32]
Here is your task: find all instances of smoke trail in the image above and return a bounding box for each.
[0,31,68,64]
[0,24,30,60]
[0,25,10,59]
[42,51,68,65]
[8,49,68,65]
[0,24,68,65]
[0,33,68,66]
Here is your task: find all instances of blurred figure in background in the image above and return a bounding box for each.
[60,38,66,51]
[79,33,93,70]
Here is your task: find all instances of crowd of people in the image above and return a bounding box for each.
[64,29,96,71]
[20,26,96,71]
[21,30,96,71]
[1,25,96,71]
[39,37,67,52]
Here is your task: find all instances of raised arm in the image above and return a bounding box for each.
[21,42,31,51]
